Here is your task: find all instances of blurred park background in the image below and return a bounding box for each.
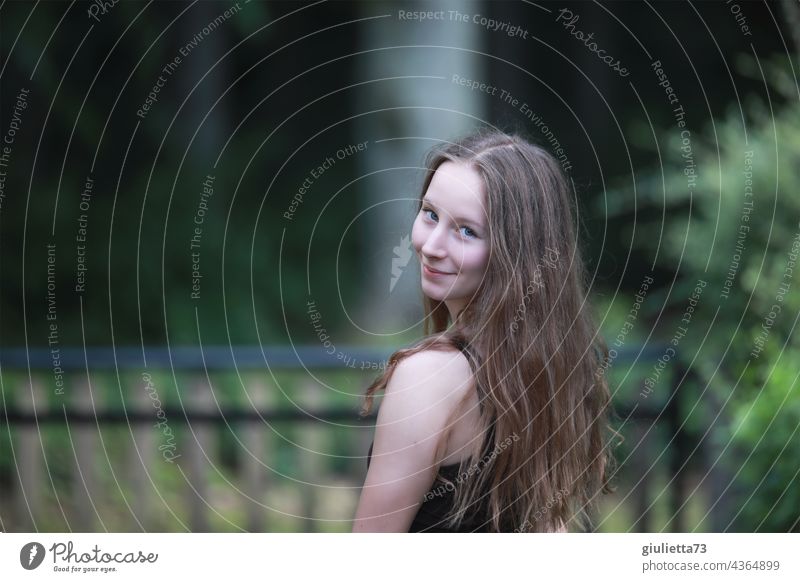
[0,0,798,532]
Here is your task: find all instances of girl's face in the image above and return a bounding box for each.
[411,161,490,319]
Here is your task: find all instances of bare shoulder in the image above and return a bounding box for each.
[352,346,475,531]
[389,347,474,400]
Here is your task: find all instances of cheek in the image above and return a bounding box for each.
[464,245,489,274]
[411,216,426,253]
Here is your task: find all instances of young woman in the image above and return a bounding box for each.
[352,129,617,533]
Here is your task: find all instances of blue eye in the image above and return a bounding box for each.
[422,207,478,239]
[424,208,438,222]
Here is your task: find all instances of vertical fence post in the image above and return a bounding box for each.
[240,375,274,532]
[296,378,326,532]
[129,371,157,530]
[186,375,214,532]
[71,375,100,531]
[14,377,44,531]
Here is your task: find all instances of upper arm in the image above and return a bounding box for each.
[352,349,473,532]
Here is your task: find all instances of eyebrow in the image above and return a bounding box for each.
[422,197,485,229]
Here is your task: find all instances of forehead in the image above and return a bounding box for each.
[424,161,487,224]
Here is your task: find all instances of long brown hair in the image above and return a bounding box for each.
[361,128,618,532]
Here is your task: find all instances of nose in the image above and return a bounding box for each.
[421,223,447,259]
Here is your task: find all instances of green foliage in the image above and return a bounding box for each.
[724,339,800,531]
[607,53,800,531]
[608,53,799,358]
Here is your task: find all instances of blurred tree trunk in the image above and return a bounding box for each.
[354,0,487,336]
[179,3,228,167]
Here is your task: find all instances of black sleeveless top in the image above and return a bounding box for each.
[364,340,494,532]
[366,439,492,532]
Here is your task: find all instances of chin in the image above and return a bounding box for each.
[422,287,466,305]
[421,288,446,302]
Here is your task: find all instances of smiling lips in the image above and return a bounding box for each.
[423,264,453,276]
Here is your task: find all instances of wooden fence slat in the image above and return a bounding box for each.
[240,376,274,532]
[72,376,99,531]
[296,379,326,532]
[187,376,214,532]
[129,372,157,530]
